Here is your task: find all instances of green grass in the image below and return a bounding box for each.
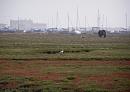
[0,32,130,92]
[1,75,130,92]
[0,33,130,60]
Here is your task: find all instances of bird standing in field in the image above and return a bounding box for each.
[59,50,64,54]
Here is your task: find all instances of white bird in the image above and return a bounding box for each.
[59,50,64,54]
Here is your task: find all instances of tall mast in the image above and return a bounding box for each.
[52,17,53,28]
[125,12,127,30]
[101,14,104,29]
[56,10,59,28]
[67,13,69,31]
[76,7,79,30]
[85,16,87,31]
[106,16,107,30]
[97,9,100,27]
[18,17,19,31]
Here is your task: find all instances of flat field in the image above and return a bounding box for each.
[0,33,130,60]
[0,32,130,92]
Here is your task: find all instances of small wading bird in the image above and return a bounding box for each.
[59,50,64,54]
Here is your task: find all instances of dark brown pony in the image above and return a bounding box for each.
[98,30,106,38]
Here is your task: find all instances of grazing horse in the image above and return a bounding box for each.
[98,30,106,38]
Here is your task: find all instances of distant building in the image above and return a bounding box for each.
[10,19,47,32]
[10,19,33,31]
[0,24,6,29]
[32,23,47,31]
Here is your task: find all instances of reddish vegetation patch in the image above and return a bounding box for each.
[1,60,130,67]
[87,75,113,89]
[2,69,41,77]
[38,73,66,81]
[25,60,130,66]
[0,60,130,89]
[72,76,81,85]
[113,72,130,79]
[85,72,130,89]
[1,69,66,81]
[0,81,18,89]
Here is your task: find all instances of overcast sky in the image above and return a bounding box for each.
[0,0,130,28]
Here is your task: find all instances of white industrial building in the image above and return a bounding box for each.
[10,19,47,31]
